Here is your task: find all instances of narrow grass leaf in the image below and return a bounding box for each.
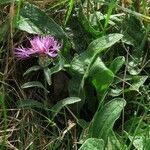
[64,0,74,26]
[104,0,116,31]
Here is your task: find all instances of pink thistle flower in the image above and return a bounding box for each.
[15,36,62,60]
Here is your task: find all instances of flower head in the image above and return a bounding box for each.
[15,36,61,60]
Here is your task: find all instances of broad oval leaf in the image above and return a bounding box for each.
[89,98,126,141]
[79,138,104,150]
[16,3,67,39]
[71,33,123,74]
[86,33,123,58]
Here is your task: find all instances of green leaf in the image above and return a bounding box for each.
[68,75,86,113]
[64,0,74,26]
[89,98,126,141]
[128,135,144,150]
[44,68,51,86]
[128,60,141,75]
[89,12,123,28]
[16,3,67,39]
[17,99,44,109]
[121,16,149,64]
[87,34,123,55]
[69,59,114,104]
[109,88,122,97]
[79,138,104,150]
[103,0,116,31]
[50,58,64,75]
[129,76,148,92]
[78,7,101,37]
[124,118,150,150]
[23,65,42,76]
[107,130,127,150]
[68,76,82,96]
[70,34,122,110]
[51,97,81,119]
[21,81,48,92]
[17,99,55,125]
[109,56,125,74]
[77,119,89,129]
[90,58,114,101]
[121,16,144,47]
[71,33,123,75]
[67,15,89,53]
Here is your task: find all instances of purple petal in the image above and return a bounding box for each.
[14,35,62,60]
[14,46,31,59]
[47,51,58,57]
